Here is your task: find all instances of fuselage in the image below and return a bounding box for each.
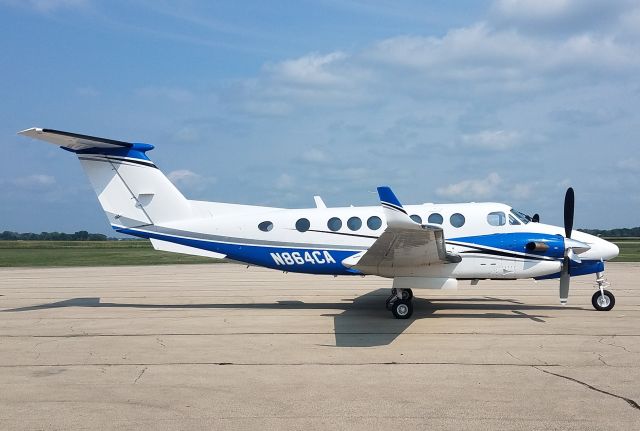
[18,127,618,285]
[116,200,619,280]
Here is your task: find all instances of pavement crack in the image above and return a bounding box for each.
[534,366,640,412]
[598,336,633,354]
[596,353,609,366]
[133,366,147,384]
[505,351,524,363]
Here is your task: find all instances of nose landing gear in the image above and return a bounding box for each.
[385,288,414,319]
[592,272,615,311]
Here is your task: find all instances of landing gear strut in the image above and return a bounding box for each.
[386,288,414,319]
[592,272,615,311]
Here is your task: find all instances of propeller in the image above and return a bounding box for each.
[564,187,574,239]
[559,187,590,304]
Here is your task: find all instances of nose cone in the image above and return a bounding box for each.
[599,240,619,261]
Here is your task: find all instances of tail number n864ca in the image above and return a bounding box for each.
[270,251,336,266]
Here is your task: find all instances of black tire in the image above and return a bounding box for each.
[592,290,615,311]
[402,289,413,300]
[392,299,413,319]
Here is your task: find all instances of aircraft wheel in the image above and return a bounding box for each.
[391,299,413,319]
[592,290,615,311]
[401,289,413,300]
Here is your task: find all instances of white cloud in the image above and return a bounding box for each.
[275,173,294,190]
[437,173,501,200]
[173,126,201,143]
[510,183,533,200]
[459,130,522,151]
[299,148,329,164]
[617,158,640,171]
[490,0,637,34]
[367,23,636,79]
[167,169,215,191]
[492,0,578,21]
[266,52,348,85]
[12,174,56,189]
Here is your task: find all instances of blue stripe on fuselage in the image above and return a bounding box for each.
[116,228,603,278]
[116,226,362,275]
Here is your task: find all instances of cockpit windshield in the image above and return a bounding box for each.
[510,209,531,224]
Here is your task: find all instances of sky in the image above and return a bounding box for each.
[1,0,639,234]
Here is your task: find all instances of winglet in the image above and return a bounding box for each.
[377,186,420,229]
[377,186,407,214]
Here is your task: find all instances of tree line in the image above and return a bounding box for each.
[578,227,640,237]
[0,231,109,241]
[1,227,639,241]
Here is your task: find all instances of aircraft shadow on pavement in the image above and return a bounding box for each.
[3,288,579,347]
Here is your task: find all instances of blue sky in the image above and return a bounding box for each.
[1,0,639,234]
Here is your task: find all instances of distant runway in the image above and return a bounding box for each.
[1,263,639,430]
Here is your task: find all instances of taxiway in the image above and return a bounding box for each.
[1,263,639,430]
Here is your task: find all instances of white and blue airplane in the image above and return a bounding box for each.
[19,128,620,318]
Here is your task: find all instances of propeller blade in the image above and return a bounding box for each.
[559,256,570,304]
[567,248,582,263]
[564,187,574,239]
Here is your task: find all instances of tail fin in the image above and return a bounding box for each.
[18,128,192,228]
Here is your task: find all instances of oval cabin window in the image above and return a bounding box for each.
[296,218,310,232]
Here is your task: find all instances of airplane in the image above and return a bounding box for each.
[18,127,620,319]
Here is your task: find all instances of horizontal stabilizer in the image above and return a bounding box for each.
[150,239,226,259]
[18,128,154,152]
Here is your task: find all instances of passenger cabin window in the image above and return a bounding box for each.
[410,214,422,224]
[258,221,274,232]
[428,213,443,224]
[296,218,310,232]
[327,217,342,232]
[487,212,506,226]
[347,216,362,231]
[367,216,382,230]
[450,213,465,228]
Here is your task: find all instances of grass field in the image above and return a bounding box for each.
[0,241,215,267]
[0,238,637,267]
[607,238,640,262]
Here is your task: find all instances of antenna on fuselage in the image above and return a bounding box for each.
[313,196,327,209]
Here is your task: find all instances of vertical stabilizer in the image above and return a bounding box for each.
[19,128,193,228]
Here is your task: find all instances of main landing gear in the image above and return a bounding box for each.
[386,287,414,319]
[592,272,615,311]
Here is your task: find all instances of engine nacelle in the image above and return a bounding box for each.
[519,234,565,259]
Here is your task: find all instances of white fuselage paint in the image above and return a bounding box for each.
[157,200,618,280]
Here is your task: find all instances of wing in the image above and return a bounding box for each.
[344,187,459,273]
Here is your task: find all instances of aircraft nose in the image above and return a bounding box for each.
[599,240,619,261]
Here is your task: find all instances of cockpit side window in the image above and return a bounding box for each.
[508,214,521,225]
[487,211,506,226]
[510,209,531,224]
